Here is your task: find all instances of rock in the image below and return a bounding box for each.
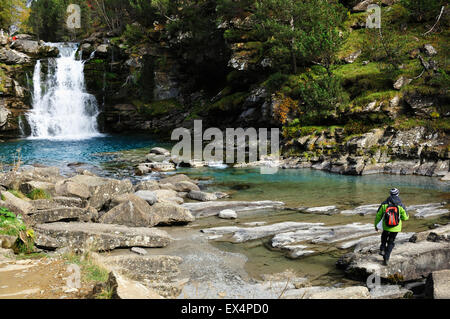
[338,239,450,282]
[34,222,171,251]
[134,180,160,191]
[423,44,437,56]
[67,175,133,210]
[96,44,109,54]
[369,285,413,299]
[187,190,217,202]
[158,183,177,191]
[55,180,90,199]
[150,202,194,225]
[136,162,175,173]
[393,76,412,90]
[10,39,39,55]
[284,286,370,299]
[0,47,31,64]
[409,224,450,243]
[0,105,10,127]
[99,195,158,227]
[97,254,183,298]
[145,154,168,163]
[202,222,323,243]
[134,190,158,205]
[339,232,414,252]
[425,269,450,299]
[159,174,194,185]
[90,270,162,299]
[149,147,171,156]
[408,203,449,218]
[341,204,380,215]
[26,207,93,225]
[0,191,33,215]
[19,181,55,196]
[183,200,285,218]
[302,205,338,215]
[131,247,147,255]
[218,209,237,219]
[152,189,182,204]
[172,181,200,192]
[440,172,450,181]
[30,197,85,210]
[344,50,361,64]
[0,234,16,249]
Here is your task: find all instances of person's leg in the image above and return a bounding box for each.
[380,230,389,255]
[384,232,398,264]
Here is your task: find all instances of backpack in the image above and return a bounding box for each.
[384,202,400,227]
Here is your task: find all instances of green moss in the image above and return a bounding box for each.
[27,189,51,200]
[8,190,27,200]
[209,92,248,112]
[134,99,183,117]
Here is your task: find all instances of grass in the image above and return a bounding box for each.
[8,190,27,200]
[63,251,109,284]
[0,207,35,254]
[27,188,51,200]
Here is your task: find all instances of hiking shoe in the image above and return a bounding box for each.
[379,249,385,256]
[383,256,389,266]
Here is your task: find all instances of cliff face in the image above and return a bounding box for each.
[1,1,448,175]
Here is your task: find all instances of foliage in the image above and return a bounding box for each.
[8,189,27,199]
[0,207,35,254]
[401,0,445,22]
[27,188,51,200]
[63,251,109,283]
[253,0,347,73]
[0,0,29,31]
[29,0,92,41]
[273,92,298,124]
[298,75,348,123]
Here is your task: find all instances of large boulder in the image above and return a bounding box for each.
[152,189,183,204]
[134,190,158,205]
[187,190,217,202]
[34,222,171,251]
[26,207,94,225]
[182,200,285,218]
[0,191,33,215]
[338,234,450,282]
[172,181,200,192]
[134,180,160,191]
[159,174,194,185]
[99,195,159,227]
[150,202,194,225]
[19,181,56,196]
[425,269,450,299]
[0,47,31,64]
[55,180,90,199]
[66,175,133,209]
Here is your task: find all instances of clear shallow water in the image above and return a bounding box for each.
[0,135,166,168]
[178,167,450,207]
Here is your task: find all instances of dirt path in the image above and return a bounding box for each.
[0,248,92,299]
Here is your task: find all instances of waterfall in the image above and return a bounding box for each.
[27,43,101,140]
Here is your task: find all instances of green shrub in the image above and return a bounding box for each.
[0,207,35,254]
[27,188,51,200]
[8,190,27,199]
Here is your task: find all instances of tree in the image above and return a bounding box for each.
[29,0,91,41]
[253,0,347,75]
[0,0,29,31]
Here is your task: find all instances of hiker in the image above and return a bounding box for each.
[374,188,409,265]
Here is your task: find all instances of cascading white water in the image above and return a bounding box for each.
[27,43,101,139]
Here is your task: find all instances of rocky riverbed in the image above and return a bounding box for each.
[0,146,449,299]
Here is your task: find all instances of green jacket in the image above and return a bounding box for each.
[375,204,409,232]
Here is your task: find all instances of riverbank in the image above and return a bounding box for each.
[0,148,449,299]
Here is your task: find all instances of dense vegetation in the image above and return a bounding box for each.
[3,0,449,136]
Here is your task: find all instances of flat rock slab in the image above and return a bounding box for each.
[407,203,449,218]
[283,286,370,299]
[183,200,285,218]
[34,222,171,251]
[201,222,324,243]
[425,269,450,299]
[338,240,450,282]
[369,285,413,299]
[27,207,93,225]
[340,204,380,216]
